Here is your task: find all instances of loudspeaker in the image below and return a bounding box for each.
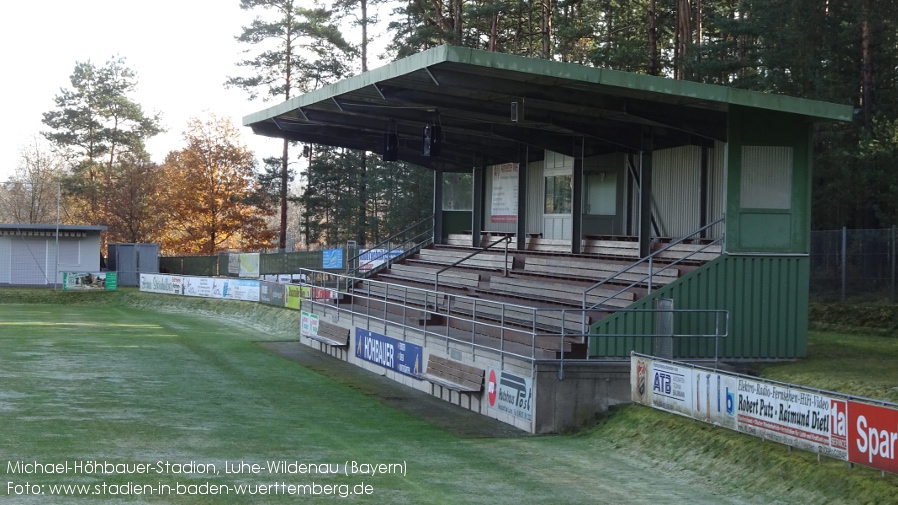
[422,125,441,157]
[382,133,398,161]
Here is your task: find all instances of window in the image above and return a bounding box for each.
[442,173,473,211]
[545,175,572,214]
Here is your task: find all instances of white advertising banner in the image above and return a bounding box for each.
[140,273,183,295]
[632,355,847,460]
[486,367,533,422]
[490,163,518,224]
[140,274,260,302]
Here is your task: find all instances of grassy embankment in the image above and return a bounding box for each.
[1,288,897,504]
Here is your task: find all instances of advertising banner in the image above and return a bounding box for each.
[632,355,848,460]
[848,400,898,474]
[260,281,286,307]
[490,163,518,224]
[323,249,344,269]
[238,253,261,278]
[63,272,118,291]
[300,311,320,338]
[359,249,403,272]
[354,329,422,378]
[140,273,183,295]
[217,278,260,301]
[183,276,214,298]
[486,368,534,422]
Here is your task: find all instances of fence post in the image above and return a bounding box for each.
[841,226,847,302]
[889,225,898,303]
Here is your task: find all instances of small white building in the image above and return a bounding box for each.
[0,224,106,286]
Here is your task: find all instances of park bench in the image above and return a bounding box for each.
[306,320,350,347]
[421,355,485,393]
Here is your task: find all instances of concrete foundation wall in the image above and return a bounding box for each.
[299,302,630,434]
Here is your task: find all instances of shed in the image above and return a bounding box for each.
[0,224,107,286]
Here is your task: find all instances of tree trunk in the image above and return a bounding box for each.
[648,0,659,76]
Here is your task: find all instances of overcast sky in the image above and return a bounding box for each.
[1,0,385,182]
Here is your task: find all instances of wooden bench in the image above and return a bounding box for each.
[421,355,485,392]
[416,248,513,271]
[446,234,474,247]
[305,320,350,347]
[383,264,480,289]
[352,282,446,309]
[488,276,635,309]
[581,239,641,258]
[452,297,587,338]
[523,256,679,287]
[653,242,722,262]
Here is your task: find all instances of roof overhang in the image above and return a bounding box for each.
[244,45,854,173]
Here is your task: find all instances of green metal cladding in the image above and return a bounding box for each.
[589,254,810,359]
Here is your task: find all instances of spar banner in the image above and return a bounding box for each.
[63,272,118,291]
[140,273,183,295]
[354,328,422,378]
[486,368,534,422]
[848,400,898,474]
[632,355,848,461]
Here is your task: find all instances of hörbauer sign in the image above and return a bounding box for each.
[354,329,422,378]
[631,355,848,461]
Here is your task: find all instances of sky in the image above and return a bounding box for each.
[0,1,338,182]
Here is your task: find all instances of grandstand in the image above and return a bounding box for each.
[242,46,852,433]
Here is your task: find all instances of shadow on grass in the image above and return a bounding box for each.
[259,341,528,440]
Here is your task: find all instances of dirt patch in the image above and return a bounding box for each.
[258,341,527,439]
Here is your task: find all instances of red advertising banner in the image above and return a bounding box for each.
[848,400,898,474]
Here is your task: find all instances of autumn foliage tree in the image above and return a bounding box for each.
[159,114,277,255]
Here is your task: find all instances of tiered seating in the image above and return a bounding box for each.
[381,263,480,289]
[412,248,513,271]
[522,256,678,287]
[488,276,634,308]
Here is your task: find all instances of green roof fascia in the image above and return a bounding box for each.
[243,45,854,126]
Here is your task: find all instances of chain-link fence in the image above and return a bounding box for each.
[810,227,897,303]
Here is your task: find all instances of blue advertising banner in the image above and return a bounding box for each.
[322,249,344,269]
[355,329,423,378]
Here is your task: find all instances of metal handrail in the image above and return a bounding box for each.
[583,217,725,310]
[346,215,434,278]
[297,268,729,371]
[433,234,512,291]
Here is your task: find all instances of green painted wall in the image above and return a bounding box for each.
[442,210,472,238]
[726,105,813,254]
[588,254,809,359]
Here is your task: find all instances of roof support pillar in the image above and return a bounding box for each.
[516,144,529,251]
[571,143,584,254]
[433,166,444,245]
[639,127,654,258]
[472,157,485,247]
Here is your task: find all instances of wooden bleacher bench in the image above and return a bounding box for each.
[383,264,480,288]
[416,248,513,272]
[421,355,485,393]
[352,282,446,309]
[488,276,635,309]
[581,239,641,258]
[446,234,473,246]
[653,243,722,262]
[306,320,350,347]
[451,297,586,340]
[523,256,678,287]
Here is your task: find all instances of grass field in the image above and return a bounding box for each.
[1,289,897,504]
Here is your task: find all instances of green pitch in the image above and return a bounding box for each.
[1,291,896,504]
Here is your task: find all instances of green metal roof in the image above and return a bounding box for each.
[244,45,853,172]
